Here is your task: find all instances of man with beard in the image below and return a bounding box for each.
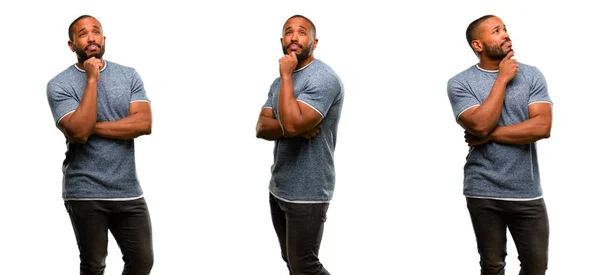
[447,15,552,274]
[255,14,344,275]
[46,15,153,275]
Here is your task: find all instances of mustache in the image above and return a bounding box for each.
[287,43,303,49]
[501,38,512,46]
[85,43,102,50]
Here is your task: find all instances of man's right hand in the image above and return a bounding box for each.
[83,57,103,81]
[498,51,518,83]
[300,123,322,139]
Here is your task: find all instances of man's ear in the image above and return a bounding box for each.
[471,39,483,54]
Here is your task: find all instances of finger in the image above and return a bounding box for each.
[290,51,297,59]
[503,51,515,61]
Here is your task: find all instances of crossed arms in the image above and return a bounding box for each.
[59,101,152,144]
[256,52,322,141]
[255,98,322,141]
[57,59,151,144]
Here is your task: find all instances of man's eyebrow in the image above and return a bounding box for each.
[284,25,308,31]
[77,25,101,33]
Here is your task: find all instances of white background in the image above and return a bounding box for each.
[0,0,597,274]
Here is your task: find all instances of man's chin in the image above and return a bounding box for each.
[80,54,103,61]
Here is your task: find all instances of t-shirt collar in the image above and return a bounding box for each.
[73,60,108,73]
[294,60,316,73]
[475,64,499,73]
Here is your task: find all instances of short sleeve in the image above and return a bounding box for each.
[447,78,481,121]
[528,67,552,105]
[47,80,78,126]
[262,80,277,109]
[296,74,341,118]
[130,70,150,103]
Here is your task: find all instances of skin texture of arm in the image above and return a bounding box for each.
[256,108,284,140]
[458,52,518,137]
[58,57,103,144]
[92,102,152,140]
[277,52,323,138]
[465,102,552,147]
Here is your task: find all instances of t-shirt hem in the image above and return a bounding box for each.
[456,104,480,122]
[297,100,324,118]
[464,194,543,201]
[56,110,76,127]
[269,191,330,204]
[63,194,144,201]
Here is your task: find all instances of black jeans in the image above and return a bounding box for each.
[269,193,331,275]
[65,198,154,275]
[467,198,549,275]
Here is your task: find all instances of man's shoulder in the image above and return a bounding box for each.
[48,64,78,85]
[516,62,543,76]
[105,60,136,74]
[305,60,343,87]
[309,60,337,75]
[448,65,478,83]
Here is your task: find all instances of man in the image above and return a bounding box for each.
[255,15,344,275]
[47,15,153,275]
[447,15,552,275]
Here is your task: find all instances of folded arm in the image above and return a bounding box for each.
[92,101,152,140]
[458,52,518,137]
[277,75,322,138]
[458,77,510,138]
[58,80,98,144]
[465,102,552,146]
[256,108,284,140]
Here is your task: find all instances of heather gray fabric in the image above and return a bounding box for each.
[262,60,344,202]
[447,63,551,199]
[47,61,149,200]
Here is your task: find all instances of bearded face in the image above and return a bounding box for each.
[73,42,105,62]
[482,38,512,60]
[281,40,314,64]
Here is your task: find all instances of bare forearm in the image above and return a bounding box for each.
[64,80,98,142]
[93,113,152,140]
[489,116,551,144]
[465,78,509,137]
[256,116,283,140]
[278,76,308,137]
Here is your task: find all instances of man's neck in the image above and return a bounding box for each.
[478,57,500,71]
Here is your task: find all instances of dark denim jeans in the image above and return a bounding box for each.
[65,198,154,275]
[467,197,549,275]
[269,193,331,275]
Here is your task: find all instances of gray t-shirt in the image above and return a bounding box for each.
[447,63,552,199]
[263,60,344,202]
[47,61,149,200]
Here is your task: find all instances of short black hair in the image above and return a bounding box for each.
[68,15,98,41]
[466,15,496,53]
[284,14,316,39]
